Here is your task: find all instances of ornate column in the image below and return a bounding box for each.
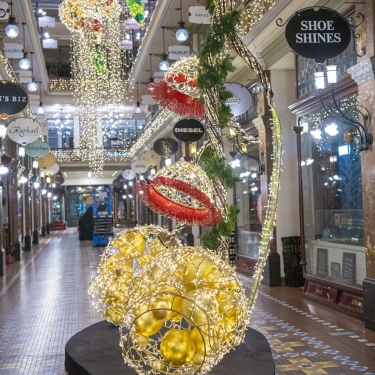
[32,187,39,245]
[24,179,32,250]
[347,0,375,331]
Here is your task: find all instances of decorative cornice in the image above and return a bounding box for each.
[347,57,375,85]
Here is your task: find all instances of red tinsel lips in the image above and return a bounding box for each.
[147,78,205,119]
[133,177,222,226]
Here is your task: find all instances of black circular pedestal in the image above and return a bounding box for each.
[65,321,275,375]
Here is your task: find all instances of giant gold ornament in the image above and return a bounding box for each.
[120,246,249,375]
[88,226,180,326]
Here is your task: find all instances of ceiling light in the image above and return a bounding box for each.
[33,181,40,189]
[6,17,19,38]
[176,22,188,42]
[325,122,339,136]
[28,80,38,92]
[32,160,39,168]
[19,53,30,70]
[229,159,241,168]
[42,189,47,195]
[0,164,9,175]
[159,56,170,71]
[37,102,45,115]
[47,192,52,198]
[19,176,28,183]
[19,147,25,157]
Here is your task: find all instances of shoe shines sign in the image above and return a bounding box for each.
[0,82,29,119]
[283,7,352,63]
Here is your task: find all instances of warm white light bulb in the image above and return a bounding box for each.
[0,164,9,175]
[314,72,325,90]
[33,181,40,189]
[325,123,339,136]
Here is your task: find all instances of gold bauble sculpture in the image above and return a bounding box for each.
[88,225,180,326]
[120,246,249,375]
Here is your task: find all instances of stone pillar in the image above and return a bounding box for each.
[347,0,375,331]
[0,178,4,276]
[24,180,32,250]
[32,187,39,245]
[41,194,46,237]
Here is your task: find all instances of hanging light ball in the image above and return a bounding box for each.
[0,164,9,175]
[27,81,38,92]
[19,54,31,70]
[5,17,19,38]
[343,128,356,144]
[176,22,188,42]
[159,56,170,72]
[37,103,45,115]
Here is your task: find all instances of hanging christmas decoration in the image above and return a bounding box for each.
[120,246,249,375]
[127,0,145,26]
[133,161,222,226]
[147,57,205,119]
[89,225,180,325]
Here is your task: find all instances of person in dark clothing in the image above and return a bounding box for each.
[79,206,94,240]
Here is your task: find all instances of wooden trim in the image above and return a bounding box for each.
[303,273,363,296]
[289,73,357,116]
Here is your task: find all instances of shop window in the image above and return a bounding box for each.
[301,93,365,288]
[48,119,74,149]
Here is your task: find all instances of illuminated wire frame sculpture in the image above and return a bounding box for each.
[133,161,222,226]
[88,225,180,325]
[314,65,373,151]
[120,246,249,375]
[147,57,205,119]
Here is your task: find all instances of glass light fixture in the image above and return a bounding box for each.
[165,158,172,166]
[6,17,19,38]
[33,160,39,168]
[135,102,142,113]
[47,192,52,198]
[19,53,30,70]
[41,189,47,195]
[129,181,133,186]
[325,122,339,136]
[19,176,28,183]
[0,164,9,175]
[314,71,325,90]
[46,176,51,184]
[18,147,25,157]
[176,22,188,42]
[0,124,7,138]
[326,65,337,84]
[229,159,241,168]
[310,129,322,140]
[37,102,45,114]
[28,80,38,92]
[33,181,40,189]
[159,56,170,71]
[251,171,258,179]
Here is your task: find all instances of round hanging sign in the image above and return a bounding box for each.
[173,119,204,142]
[224,83,253,117]
[122,169,136,180]
[43,163,60,176]
[131,160,149,174]
[139,150,161,167]
[0,82,28,118]
[38,153,57,169]
[25,139,50,158]
[52,172,64,185]
[284,7,352,63]
[154,137,179,157]
[7,118,43,145]
[113,179,122,188]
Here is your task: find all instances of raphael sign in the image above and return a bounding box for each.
[284,7,352,63]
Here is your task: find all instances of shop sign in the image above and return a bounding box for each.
[173,119,204,142]
[7,118,43,145]
[119,39,133,50]
[122,169,136,180]
[0,2,9,20]
[4,43,23,58]
[188,6,210,24]
[52,172,64,185]
[44,163,60,176]
[124,18,140,30]
[168,46,190,60]
[154,137,178,156]
[139,150,161,167]
[284,7,352,63]
[25,139,50,158]
[38,153,57,169]
[0,82,28,118]
[42,38,58,49]
[224,83,253,117]
[154,71,165,82]
[38,16,55,28]
[131,160,149,174]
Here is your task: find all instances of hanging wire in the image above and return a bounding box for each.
[149,54,153,83]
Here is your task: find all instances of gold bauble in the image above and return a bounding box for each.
[160,330,195,366]
[139,254,153,265]
[203,265,222,288]
[148,238,165,254]
[217,292,238,321]
[105,307,124,325]
[134,305,164,336]
[136,335,149,349]
[150,297,173,321]
[191,327,214,355]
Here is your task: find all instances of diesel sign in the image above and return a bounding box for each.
[173,119,205,142]
[282,7,352,63]
[0,82,29,118]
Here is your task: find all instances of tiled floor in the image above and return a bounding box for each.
[0,228,374,374]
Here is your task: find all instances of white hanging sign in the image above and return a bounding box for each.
[0,2,9,20]
[42,38,58,49]
[7,118,43,145]
[139,150,161,167]
[122,169,136,180]
[124,18,140,30]
[188,6,211,24]
[224,82,253,117]
[4,43,24,58]
[168,45,190,60]
[38,16,55,28]
[43,163,60,176]
[141,95,157,105]
[153,71,165,82]
[131,160,149,174]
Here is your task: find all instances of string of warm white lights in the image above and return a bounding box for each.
[49,78,74,91]
[241,0,278,34]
